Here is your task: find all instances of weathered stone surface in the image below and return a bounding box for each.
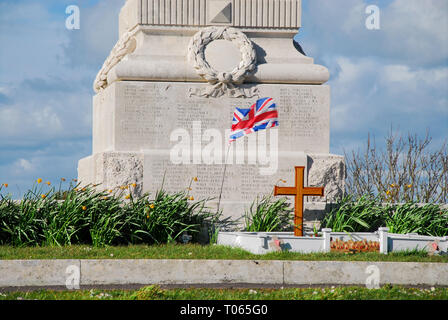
[78,152,144,196]
[80,259,284,285]
[284,261,448,286]
[2,259,447,287]
[307,154,346,201]
[79,0,345,224]
[119,0,302,37]
[0,260,80,287]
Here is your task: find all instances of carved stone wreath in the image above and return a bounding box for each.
[188,26,258,98]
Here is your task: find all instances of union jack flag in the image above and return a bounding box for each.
[230,97,279,142]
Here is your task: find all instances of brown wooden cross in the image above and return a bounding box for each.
[274,166,325,237]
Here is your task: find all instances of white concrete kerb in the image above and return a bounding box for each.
[0,259,447,288]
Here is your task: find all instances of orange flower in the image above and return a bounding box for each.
[149,204,155,209]
[125,194,131,199]
[82,206,87,211]
[3,183,8,188]
[37,178,42,184]
[41,194,46,199]
[193,177,198,182]
[61,178,66,182]
[132,183,137,188]
[46,181,51,186]
[189,196,194,201]
[109,190,113,193]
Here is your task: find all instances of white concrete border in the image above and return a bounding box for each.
[0,259,447,288]
[217,228,448,255]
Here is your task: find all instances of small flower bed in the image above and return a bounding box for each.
[330,239,380,253]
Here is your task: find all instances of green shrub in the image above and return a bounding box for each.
[322,195,448,236]
[0,183,217,247]
[244,194,293,232]
[321,195,383,233]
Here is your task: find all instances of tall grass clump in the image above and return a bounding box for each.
[322,195,448,236]
[321,195,383,233]
[0,181,217,247]
[124,189,215,245]
[244,194,293,232]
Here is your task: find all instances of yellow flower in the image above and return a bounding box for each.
[390,184,395,188]
[82,206,87,211]
[37,178,42,184]
[103,196,109,200]
[386,190,391,195]
[81,188,86,192]
[125,194,131,199]
[120,186,126,190]
[149,204,155,209]
[46,181,51,186]
[193,177,198,182]
[61,178,66,182]
[132,183,137,188]
[109,190,113,193]
[74,188,78,192]
[407,184,412,188]
[41,194,46,199]
[146,215,150,219]
[189,196,194,201]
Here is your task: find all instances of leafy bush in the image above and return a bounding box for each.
[244,194,293,232]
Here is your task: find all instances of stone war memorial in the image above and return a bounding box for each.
[78,0,345,231]
[2,0,448,299]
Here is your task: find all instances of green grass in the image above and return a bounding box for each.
[1,285,447,300]
[0,244,446,262]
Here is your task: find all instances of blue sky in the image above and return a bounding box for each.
[0,0,447,198]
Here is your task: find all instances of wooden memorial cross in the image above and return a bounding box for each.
[274,166,325,237]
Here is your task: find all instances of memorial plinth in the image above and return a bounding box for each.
[78,0,345,224]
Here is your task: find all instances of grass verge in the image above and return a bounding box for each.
[1,285,447,300]
[0,244,446,262]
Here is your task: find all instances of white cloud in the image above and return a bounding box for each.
[305,0,448,66]
[328,55,448,154]
[16,158,34,172]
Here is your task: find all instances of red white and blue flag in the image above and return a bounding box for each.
[229,97,279,142]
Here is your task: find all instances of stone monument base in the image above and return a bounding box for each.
[78,150,344,224]
[78,80,345,225]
